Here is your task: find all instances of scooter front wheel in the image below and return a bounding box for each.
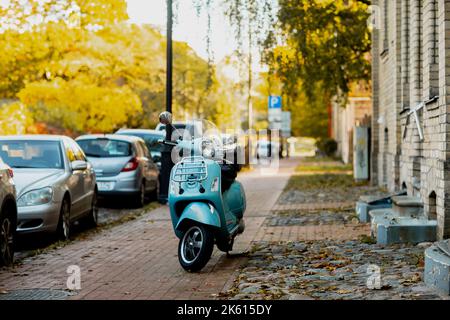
[178,225,214,272]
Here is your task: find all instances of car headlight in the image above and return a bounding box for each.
[202,140,215,158]
[18,187,53,207]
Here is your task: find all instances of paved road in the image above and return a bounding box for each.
[0,158,298,300]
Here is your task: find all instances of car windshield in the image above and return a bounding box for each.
[119,133,162,153]
[0,140,63,169]
[78,139,132,158]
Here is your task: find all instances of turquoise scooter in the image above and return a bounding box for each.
[159,112,246,272]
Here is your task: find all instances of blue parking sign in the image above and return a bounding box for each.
[268,96,282,109]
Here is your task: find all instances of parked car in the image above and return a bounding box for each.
[76,135,159,207]
[0,135,98,240]
[256,140,280,159]
[0,158,17,266]
[115,129,164,170]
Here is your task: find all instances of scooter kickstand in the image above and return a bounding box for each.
[226,250,250,258]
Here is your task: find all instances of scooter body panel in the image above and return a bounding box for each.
[175,202,221,238]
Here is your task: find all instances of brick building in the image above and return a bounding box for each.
[372,0,450,239]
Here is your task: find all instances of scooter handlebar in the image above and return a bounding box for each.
[158,139,178,147]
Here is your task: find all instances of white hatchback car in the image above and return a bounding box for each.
[0,157,17,266]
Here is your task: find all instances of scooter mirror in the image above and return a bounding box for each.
[159,111,173,125]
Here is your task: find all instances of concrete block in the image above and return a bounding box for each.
[356,192,406,223]
[375,216,437,245]
[356,200,392,223]
[391,196,424,217]
[424,241,450,295]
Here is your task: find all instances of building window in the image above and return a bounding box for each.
[429,0,439,98]
[418,0,423,89]
[428,191,437,221]
[383,0,389,52]
[432,0,438,64]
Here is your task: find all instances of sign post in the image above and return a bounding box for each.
[268,96,282,130]
[281,111,291,138]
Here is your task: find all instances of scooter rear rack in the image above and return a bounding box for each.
[173,156,208,183]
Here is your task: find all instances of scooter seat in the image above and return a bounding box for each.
[221,163,238,192]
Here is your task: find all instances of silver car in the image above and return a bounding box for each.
[115,129,165,170]
[76,134,159,207]
[0,135,98,240]
[0,158,17,266]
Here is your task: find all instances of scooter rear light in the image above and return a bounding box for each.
[122,157,139,172]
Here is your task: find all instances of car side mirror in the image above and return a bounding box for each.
[72,160,88,171]
[159,111,173,125]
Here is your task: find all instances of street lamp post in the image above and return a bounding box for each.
[159,0,174,203]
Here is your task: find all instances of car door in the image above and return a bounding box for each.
[63,139,86,219]
[71,140,95,214]
[138,141,158,191]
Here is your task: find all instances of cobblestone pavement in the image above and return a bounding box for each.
[222,241,444,300]
[221,160,448,300]
[0,158,297,300]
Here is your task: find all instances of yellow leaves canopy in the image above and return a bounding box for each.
[18,79,141,133]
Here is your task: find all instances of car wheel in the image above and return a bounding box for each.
[56,199,71,241]
[149,181,159,202]
[0,206,15,267]
[85,191,99,228]
[135,182,146,208]
[178,225,214,273]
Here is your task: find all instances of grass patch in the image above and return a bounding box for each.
[296,164,353,173]
[300,156,341,163]
[285,173,365,191]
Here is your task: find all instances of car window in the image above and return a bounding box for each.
[0,140,63,169]
[139,141,151,158]
[70,140,87,161]
[65,144,76,162]
[63,139,77,162]
[119,133,162,153]
[77,139,133,158]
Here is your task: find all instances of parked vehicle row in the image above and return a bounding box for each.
[0,119,245,268]
[0,132,161,267]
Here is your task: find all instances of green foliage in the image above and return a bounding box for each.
[316,137,338,157]
[274,0,371,100]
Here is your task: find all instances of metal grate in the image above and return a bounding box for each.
[173,157,207,183]
[0,289,75,300]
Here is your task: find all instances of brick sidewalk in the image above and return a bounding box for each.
[0,158,298,300]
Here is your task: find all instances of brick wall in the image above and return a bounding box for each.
[372,0,450,239]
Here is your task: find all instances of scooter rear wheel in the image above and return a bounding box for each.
[178,225,214,272]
